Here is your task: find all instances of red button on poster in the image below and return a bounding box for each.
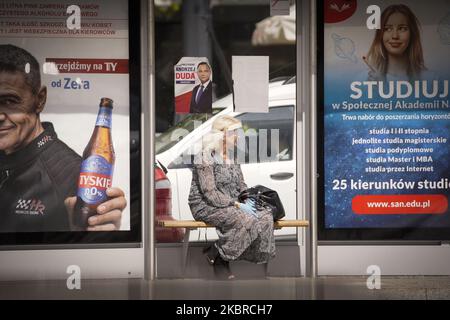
[352,194,448,215]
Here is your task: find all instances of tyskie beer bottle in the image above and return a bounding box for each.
[74,97,115,229]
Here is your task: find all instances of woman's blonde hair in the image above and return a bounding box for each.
[201,115,242,159]
[366,4,425,80]
[211,115,242,132]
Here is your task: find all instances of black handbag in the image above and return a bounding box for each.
[238,185,285,221]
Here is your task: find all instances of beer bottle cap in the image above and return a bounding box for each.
[100,97,114,108]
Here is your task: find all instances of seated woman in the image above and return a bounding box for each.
[188,115,276,279]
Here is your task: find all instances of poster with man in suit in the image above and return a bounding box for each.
[174,58,212,114]
[189,62,212,113]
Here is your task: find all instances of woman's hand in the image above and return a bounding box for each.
[236,198,257,216]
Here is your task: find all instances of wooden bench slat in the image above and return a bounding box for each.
[158,219,309,228]
[275,220,309,228]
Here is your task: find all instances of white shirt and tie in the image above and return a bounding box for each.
[195,79,210,104]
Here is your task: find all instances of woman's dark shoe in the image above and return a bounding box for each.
[203,244,218,265]
[213,256,235,280]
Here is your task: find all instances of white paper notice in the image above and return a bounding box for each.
[232,56,269,113]
[270,0,290,16]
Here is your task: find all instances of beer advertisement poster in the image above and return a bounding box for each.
[174,57,213,114]
[0,0,133,236]
[322,0,450,233]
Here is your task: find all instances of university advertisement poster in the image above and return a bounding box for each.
[323,0,450,234]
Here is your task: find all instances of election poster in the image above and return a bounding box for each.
[174,57,212,114]
[0,0,132,234]
[323,0,450,230]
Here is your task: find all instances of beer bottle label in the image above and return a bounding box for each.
[77,155,114,205]
[95,107,112,128]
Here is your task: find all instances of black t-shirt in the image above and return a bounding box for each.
[0,122,82,232]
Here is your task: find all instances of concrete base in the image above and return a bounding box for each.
[156,242,301,279]
[319,245,450,275]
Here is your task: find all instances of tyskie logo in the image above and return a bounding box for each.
[77,155,113,205]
